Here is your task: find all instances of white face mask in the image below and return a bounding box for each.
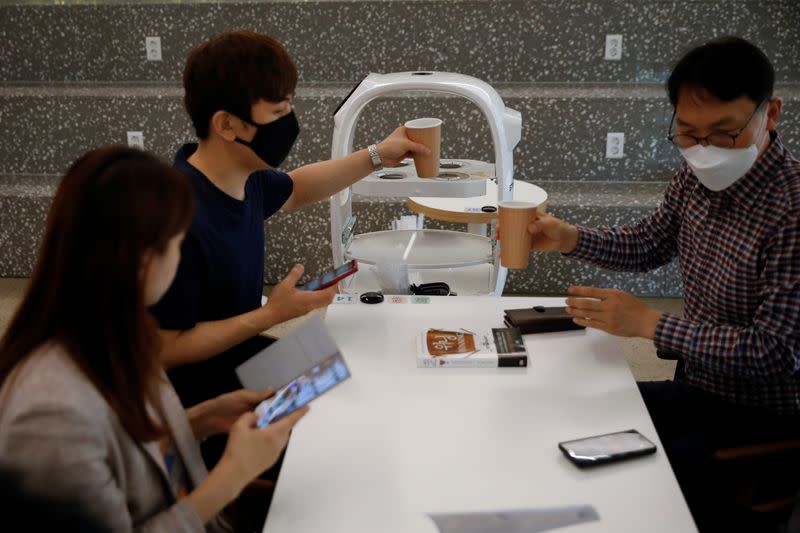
[678,115,768,192]
[679,143,759,192]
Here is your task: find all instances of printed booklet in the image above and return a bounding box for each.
[417,327,528,368]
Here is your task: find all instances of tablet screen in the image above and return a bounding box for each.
[255,351,351,428]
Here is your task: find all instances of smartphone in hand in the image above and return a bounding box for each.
[301,260,358,291]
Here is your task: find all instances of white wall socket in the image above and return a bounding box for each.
[605,34,623,60]
[606,132,625,159]
[127,131,144,149]
[145,36,162,61]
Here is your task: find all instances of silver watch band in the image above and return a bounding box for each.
[368,144,383,171]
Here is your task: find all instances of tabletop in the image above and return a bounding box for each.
[263,296,696,533]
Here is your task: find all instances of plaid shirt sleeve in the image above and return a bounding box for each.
[654,210,800,379]
[566,166,687,272]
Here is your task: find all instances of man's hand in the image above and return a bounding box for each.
[376,126,431,167]
[260,264,336,326]
[495,213,579,255]
[528,214,579,254]
[565,286,663,339]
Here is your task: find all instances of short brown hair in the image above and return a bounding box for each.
[183,30,298,138]
[0,146,194,441]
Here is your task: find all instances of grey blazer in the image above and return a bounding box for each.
[0,343,231,533]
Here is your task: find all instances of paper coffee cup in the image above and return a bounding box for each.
[498,201,539,269]
[404,117,441,178]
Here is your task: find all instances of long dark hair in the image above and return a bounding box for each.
[0,146,194,441]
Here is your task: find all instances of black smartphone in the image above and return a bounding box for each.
[558,429,657,467]
[301,260,358,291]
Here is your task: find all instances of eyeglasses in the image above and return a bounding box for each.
[667,100,766,149]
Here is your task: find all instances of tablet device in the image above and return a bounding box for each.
[255,351,351,428]
[236,316,346,395]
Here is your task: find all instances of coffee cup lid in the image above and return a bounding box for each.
[405,117,442,129]
[498,200,538,209]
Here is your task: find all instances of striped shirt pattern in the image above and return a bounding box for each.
[568,133,800,414]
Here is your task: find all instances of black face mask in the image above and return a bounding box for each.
[233,110,300,168]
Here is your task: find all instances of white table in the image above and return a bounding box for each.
[264,297,696,533]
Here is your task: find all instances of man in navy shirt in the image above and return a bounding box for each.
[150,30,428,474]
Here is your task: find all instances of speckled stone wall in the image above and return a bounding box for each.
[1,87,798,179]
[0,174,58,277]
[1,1,798,84]
[1,0,799,297]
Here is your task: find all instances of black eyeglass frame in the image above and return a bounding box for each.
[666,99,768,149]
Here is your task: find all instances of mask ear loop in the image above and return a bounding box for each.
[228,111,260,151]
[753,101,771,149]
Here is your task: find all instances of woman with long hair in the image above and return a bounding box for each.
[0,146,306,532]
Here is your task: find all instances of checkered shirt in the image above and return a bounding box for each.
[568,133,800,414]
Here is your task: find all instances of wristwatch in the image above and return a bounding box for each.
[367,144,383,172]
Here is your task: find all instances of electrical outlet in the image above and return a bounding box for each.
[145,36,162,61]
[605,34,623,60]
[606,133,625,158]
[127,131,144,149]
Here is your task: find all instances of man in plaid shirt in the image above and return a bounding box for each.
[522,37,799,531]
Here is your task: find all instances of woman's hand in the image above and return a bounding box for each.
[188,388,273,441]
[188,407,309,523]
[219,407,309,490]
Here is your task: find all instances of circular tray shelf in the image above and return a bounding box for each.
[407,180,549,224]
[345,229,493,269]
[351,159,493,198]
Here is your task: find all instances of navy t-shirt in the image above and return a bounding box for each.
[150,144,293,407]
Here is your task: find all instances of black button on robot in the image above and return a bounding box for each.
[360,291,384,304]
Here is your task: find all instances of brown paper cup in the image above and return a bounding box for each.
[499,201,539,269]
[405,117,441,178]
